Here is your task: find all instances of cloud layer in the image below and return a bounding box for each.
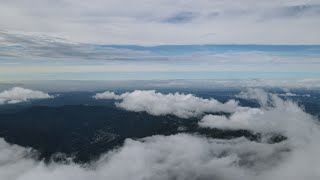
[1,89,320,179]
[1,0,320,44]
[0,87,53,104]
[1,31,319,81]
[94,90,239,118]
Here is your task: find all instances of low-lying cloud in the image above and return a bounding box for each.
[94,90,239,118]
[93,91,129,100]
[0,87,53,104]
[200,92,317,139]
[235,88,271,106]
[0,88,319,179]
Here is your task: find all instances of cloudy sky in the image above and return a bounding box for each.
[0,0,320,81]
[2,0,320,45]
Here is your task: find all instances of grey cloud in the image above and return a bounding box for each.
[163,12,196,24]
[1,31,320,65]
[257,4,320,21]
[281,4,320,17]
[0,31,152,60]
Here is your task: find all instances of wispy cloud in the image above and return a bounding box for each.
[0,31,151,60]
[1,31,319,81]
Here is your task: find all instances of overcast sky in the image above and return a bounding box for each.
[1,0,320,45]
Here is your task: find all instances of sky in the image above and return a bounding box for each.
[0,0,320,81]
[1,0,320,45]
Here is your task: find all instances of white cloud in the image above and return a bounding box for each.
[279,92,298,97]
[1,88,320,179]
[0,87,53,104]
[236,88,270,106]
[93,91,129,100]
[200,89,318,141]
[278,92,311,97]
[94,90,239,118]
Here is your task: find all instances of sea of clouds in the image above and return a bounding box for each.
[0,88,319,180]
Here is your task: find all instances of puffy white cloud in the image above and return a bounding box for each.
[93,91,129,100]
[0,87,53,104]
[94,90,239,118]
